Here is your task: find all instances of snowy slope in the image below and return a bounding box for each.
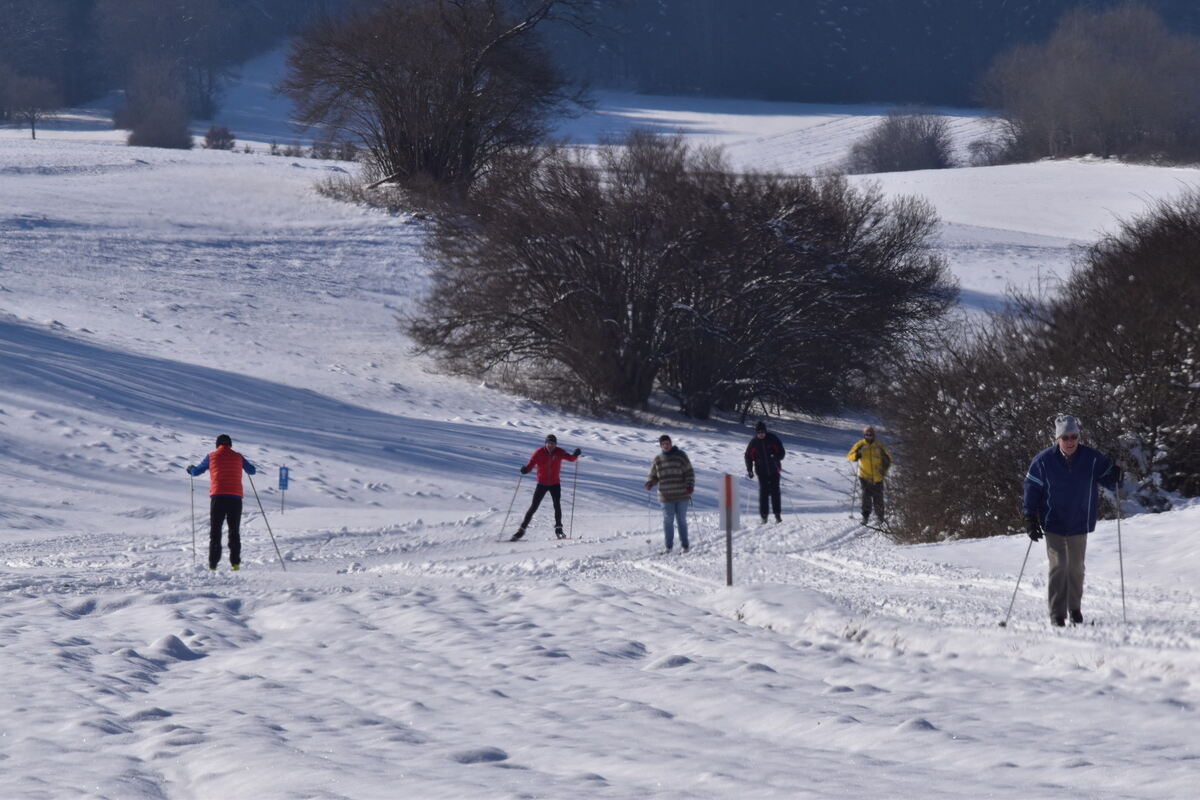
[3,62,1200,799]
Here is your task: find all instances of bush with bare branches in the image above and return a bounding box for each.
[203,125,235,150]
[410,132,955,417]
[884,189,1200,542]
[845,110,955,174]
[127,96,193,149]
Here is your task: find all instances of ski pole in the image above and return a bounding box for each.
[1116,481,1127,624]
[998,537,1034,628]
[189,474,196,564]
[850,472,860,521]
[742,473,749,521]
[247,474,286,571]
[568,460,578,539]
[498,474,524,542]
[647,487,653,540]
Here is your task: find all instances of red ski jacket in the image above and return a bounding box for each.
[523,446,578,485]
[193,445,257,497]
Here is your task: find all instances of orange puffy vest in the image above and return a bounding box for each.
[208,446,245,497]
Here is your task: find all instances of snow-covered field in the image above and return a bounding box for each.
[3,56,1200,799]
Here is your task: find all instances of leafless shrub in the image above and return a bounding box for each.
[884,189,1200,541]
[203,125,235,150]
[967,136,1009,167]
[845,110,955,174]
[127,96,193,149]
[315,171,409,214]
[411,132,955,417]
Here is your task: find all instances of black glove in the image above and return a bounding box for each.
[572,448,581,456]
[519,466,530,475]
[1111,465,1123,484]
[186,464,196,475]
[1024,514,1043,542]
[747,471,754,479]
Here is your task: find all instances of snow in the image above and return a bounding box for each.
[3,55,1200,800]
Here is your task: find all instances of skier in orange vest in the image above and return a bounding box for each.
[186,434,257,571]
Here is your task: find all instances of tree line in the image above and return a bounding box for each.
[544,0,1200,107]
[0,0,337,127]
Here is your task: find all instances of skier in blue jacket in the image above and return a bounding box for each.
[1023,414,1121,627]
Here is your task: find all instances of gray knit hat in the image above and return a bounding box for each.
[1054,415,1080,439]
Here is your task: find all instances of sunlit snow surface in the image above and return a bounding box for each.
[3,57,1200,799]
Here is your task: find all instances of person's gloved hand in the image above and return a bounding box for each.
[851,445,862,461]
[686,487,694,496]
[186,465,196,475]
[644,481,654,491]
[1024,513,1043,542]
[572,448,582,456]
[520,466,530,475]
[747,471,754,479]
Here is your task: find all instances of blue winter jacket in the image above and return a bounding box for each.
[1023,444,1118,536]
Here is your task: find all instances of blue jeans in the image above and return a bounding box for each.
[661,500,689,549]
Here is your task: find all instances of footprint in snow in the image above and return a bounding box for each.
[450,746,508,764]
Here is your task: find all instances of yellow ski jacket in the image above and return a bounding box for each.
[847,439,892,484]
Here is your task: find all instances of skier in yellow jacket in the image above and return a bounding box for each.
[847,426,892,526]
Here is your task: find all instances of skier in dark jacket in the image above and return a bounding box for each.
[1023,414,1121,627]
[512,434,580,541]
[745,421,785,523]
[186,434,257,571]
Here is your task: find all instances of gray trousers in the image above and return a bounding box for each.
[1045,532,1088,619]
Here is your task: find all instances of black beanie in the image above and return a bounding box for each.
[755,421,767,432]
[545,434,557,444]
[216,434,232,447]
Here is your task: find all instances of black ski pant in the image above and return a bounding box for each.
[520,483,563,530]
[757,473,782,520]
[860,477,885,522]
[209,495,242,569]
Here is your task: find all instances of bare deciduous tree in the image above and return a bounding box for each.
[4,75,60,138]
[279,0,590,192]
[978,2,1200,161]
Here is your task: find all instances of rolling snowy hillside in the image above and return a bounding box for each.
[3,57,1200,799]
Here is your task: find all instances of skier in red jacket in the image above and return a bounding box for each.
[511,434,580,540]
[187,434,257,571]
